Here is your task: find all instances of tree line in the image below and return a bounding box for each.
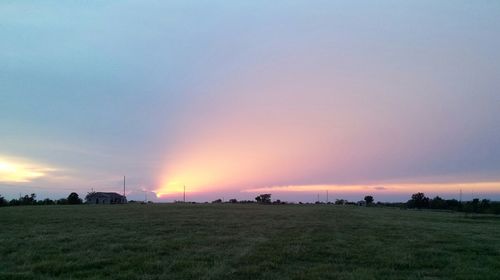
[1,191,499,214]
[0,192,83,207]
[403,192,500,214]
[208,193,500,215]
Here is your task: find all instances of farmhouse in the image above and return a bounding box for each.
[86,192,127,204]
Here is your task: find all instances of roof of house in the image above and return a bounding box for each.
[87,192,125,198]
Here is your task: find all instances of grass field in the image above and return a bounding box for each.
[1,204,499,279]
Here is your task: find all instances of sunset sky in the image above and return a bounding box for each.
[1,1,499,202]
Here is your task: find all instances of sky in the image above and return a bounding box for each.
[1,0,499,202]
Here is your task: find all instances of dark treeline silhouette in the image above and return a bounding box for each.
[0,192,82,207]
[208,194,283,204]
[404,192,500,214]
[1,191,500,214]
[210,198,255,204]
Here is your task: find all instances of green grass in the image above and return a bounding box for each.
[1,204,499,279]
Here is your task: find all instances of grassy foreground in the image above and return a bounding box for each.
[1,204,499,279]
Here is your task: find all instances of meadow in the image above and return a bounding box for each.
[1,204,499,279]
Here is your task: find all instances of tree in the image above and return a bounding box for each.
[471,198,480,213]
[20,193,37,205]
[480,199,490,212]
[85,191,96,203]
[0,194,7,207]
[67,192,82,205]
[407,192,429,209]
[335,199,346,205]
[228,198,238,203]
[255,194,271,204]
[56,198,68,205]
[430,196,446,209]
[364,195,374,205]
[40,198,55,205]
[445,199,461,211]
[9,199,20,206]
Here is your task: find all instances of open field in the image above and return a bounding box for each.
[1,204,499,279]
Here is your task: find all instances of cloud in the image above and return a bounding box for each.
[0,156,56,183]
[241,182,500,195]
[126,190,159,202]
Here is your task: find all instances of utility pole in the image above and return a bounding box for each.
[459,188,462,203]
[183,185,186,203]
[317,193,320,203]
[123,176,126,198]
[326,190,329,203]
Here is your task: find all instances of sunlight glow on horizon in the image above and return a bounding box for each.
[1,1,499,200]
[0,157,55,183]
[241,182,500,194]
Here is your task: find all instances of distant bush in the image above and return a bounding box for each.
[212,199,222,203]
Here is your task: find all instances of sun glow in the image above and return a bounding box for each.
[0,157,54,183]
[242,182,500,194]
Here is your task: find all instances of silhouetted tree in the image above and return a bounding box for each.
[0,194,7,207]
[429,196,446,209]
[211,199,222,203]
[335,199,346,205]
[9,199,20,206]
[229,198,238,203]
[20,193,37,205]
[445,199,461,211]
[40,198,55,205]
[67,192,82,205]
[56,198,68,205]
[85,191,96,203]
[364,195,374,205]
[490,202,500,214]
[471,198,480,213]
[255,194,271,204]
[480,199,490,212]
[407,192,429,209]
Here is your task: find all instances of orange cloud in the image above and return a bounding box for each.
[241,181,500,194]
